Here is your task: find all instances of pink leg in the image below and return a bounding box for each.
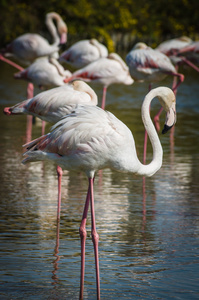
[25,83,34,143]
[154,107,163,132]
[172,66,179,96]
[56,165,63,221]
[79,186,91,300]
[166,69,184,94]
[27,82,34,98]
[26,115,33,143]
[42,120,46,135]
[0,54,24,71]
[89,177,100,300]
[180,56,199,73]
[101,86,107,110]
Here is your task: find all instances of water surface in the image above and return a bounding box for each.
[0,60,199,299]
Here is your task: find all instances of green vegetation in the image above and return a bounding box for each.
[0,0,198,52]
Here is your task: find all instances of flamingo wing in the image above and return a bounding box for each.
[22,105,136,174]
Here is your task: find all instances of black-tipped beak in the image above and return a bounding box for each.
[162,124,174,134]
[162,102,176,134]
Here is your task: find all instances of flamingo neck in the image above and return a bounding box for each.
[136,88,164,177]
[45,13,61,45]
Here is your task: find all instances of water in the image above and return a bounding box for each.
[0,60,199,300]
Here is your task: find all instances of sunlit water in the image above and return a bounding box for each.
[0,60,199,300]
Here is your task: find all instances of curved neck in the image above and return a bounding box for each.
[45,13,61,45]
[90,39,104,58]
[83,85,98,105]
[137,87,168,176]
[72,81,98,106]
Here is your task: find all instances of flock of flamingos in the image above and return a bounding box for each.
[1,11,199,300]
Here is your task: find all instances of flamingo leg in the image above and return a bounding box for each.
[101,86,107,110]
[0,54,24,71]
[180,56,199,73]
[27,82,34,98]
[154,107,164,132]
[42,120,46,135]
[89,177,100,300]
[26,83,34,143]
[26,115,33,143]
[56,165,63,221]
[172,65,179,96]
[79,186,91,300]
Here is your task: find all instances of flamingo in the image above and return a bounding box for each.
[155,37,199,72]
[59,39,108,69]
[155,36,192,58]
[176,41,199,69]
[64,52,134,109]
[14,56,72,89]
[22,86,176,300]
[2,12,67,64]
[4,80,98,221]
[126,42,184,91]
[13,56,72,137]
[126,42,183,162]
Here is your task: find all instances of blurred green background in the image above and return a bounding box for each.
[0,0,198,52]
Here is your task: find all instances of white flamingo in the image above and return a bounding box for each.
[176,41,199,70]
[64,52,134,109]
[126,42,183,162]
[3,80,98,122]
[155,36,192,58]
[22,86,176,300]
[126,42,184,90]
[4,80,98,221]
[14,56,72,89]
[2,12,67,64]
[59,38,108,69]
[155,37,199,72]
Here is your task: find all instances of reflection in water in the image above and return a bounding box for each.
[0,62,199,299]
[52,219,60,287]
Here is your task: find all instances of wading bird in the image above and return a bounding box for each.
[4,80,98,221]
[155,37,199,72]
[2,12,67,64]
[126,42,184,92]
[59,38,108,69]
[14,56,72,89]
[176,41,199,69]
[155,36,192,57]
[64,52,134,109]
[126,42,183,162]
[22,86,176,300]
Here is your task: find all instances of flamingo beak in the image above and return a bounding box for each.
[162,102,176,134]
[60,32,67,44]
